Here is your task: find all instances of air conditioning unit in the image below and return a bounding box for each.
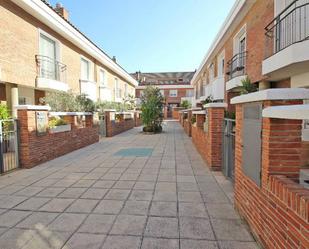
[300,169,309,189]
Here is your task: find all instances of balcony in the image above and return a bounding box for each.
[263,0,309,80]
[36,55,69,92]
[226,52,247,91]
[80,80,97,101]
[199,76,225,101]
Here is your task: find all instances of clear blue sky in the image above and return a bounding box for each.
[49,0,234,73]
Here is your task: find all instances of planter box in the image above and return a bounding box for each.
[49,124,71,134]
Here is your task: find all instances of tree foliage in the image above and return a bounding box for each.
[180,100,191,109]
[0,104,10,120]
[141,86,164,133]
[43,91,95,112]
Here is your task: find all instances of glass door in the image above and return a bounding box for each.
[40,34,57,80]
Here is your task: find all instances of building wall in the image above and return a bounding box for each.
[0,1,135,106]
[136,87,193,105]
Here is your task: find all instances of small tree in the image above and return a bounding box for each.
[180,100,191,109]
[141,86,164,133]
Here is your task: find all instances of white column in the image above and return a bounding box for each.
[11,86,19,118]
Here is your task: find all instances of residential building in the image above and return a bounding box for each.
[0,0,137,116]
[186,1,309,247]
[132,71,195,118]
[191,0,275,112]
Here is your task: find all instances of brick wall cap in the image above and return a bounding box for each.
[15,105,51,111]
[263,104,309,120]
[192,110,207,115]
[49,112,93,116]
[231,88,309,104]
[103,109,117,112]
[180,107,202,112]
[204,103,227,108]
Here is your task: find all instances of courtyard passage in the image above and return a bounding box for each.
[0,121,259,249]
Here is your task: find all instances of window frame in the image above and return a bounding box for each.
[99,68,106,87]
[80,56,93,81]
[169,89,178,97]
[38,29,61,61]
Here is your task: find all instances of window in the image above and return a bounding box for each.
[39,33,58,80]
[169,90,177,97]
[99,69,105,87]
[124,83,128,97]
[81,58,90,81]
[40,33,57,60]
[114,78,120,98]
[160,90,165,96]
[208,64,214,83]
[186,90,194,97]
[217,51,225,77]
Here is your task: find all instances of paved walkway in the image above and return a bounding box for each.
[0,121,259,249]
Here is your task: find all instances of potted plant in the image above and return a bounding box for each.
[141,86,164,134]
[49,117,71,133]
[239,76,257,95]
[201,95,214,107]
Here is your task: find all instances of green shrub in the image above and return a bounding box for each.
[43,91,95,112]
[191,115,196,124]
[224,111,236,120]
[0,104,10,120]
[141,86,164,133]
[180,100,191,109]
[48,117,68,128]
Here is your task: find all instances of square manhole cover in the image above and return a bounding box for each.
[114,148,153,157]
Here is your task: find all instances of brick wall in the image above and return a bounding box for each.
[172,107,185,120]
[191,107,225,170]
[105,111,135,137]
[18,109,99,168]
[234,100,309,249]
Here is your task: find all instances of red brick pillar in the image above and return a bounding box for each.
[205,103,226,170]
[231,89,309,249]
[85,115,93,127]
[187,110,193,137]
[104,111,115,137]
[234,98,303,188]
[195,113,205,129]
[17,106,50,168]
[261,100,303,186]
[63,115,76,129]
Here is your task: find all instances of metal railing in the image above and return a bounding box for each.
[36,55,67,82]
[226,51,247,80]
[0,119,19,174]
[265,0,309,57]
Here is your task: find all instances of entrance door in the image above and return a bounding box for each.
[222,118,236,181]
[242,103,262,186]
